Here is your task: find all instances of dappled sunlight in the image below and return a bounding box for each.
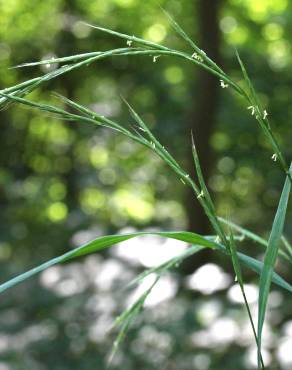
[209,317,239,344]
[276,320,292,369]
[1,0,292,368]
[40,272,86,297]
[88,314,113,343]
[111,188,154,223]
[192,353,211,370]
[86,294,116,315]
[40,262,89,296]
[268,290,284,308]
[40,255,133,296]
[240,0,288,22]
[131,325,173,364]
[164,66,184,84]
[113,231,188,267]
[245,346,271,368]
[71,227,104,246]
[196,299,223,326]
[227,283,258,304]
[185,263,232,294]
[4,244,291,368]
[40,265,62,288]
[220,16,238,34]
[94,258,131,291]
[191,317,239,348]
[46,201,68,222]
[0,335,9,354]
[0,322,57,353]
[72,20,92,39]
[267,39,290,70]
[143,23,167,43]
[0,363,11,370]
[276,337,292,369]
[127,274,178,308]
[40,53,58,72]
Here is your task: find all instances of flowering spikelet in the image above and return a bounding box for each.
[191,52,204,62]
[197,190,204,199]
[220,80,229,88]
[247,105,256,115]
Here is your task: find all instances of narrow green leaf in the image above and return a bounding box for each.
[235,50,260,105]
[281,235,292,259]
[219,217,267,246]
[161,9,200,51]
[84,22,170,51]
[229,232,243,284]
[237,252,292,293]
[122,98,183,170]
[229,232,265,369]
[108,276,159,363]
[191,133,214,208]
[219,217,291,262]
[111,243,206,361]
[235,50,289,177]
[161,8,224,74]
[257,164,292,366]
[1,48,160,109]
[2,227,291,296]
[12,51,104,68]
[129,244,205,287]
[0,231,217,294]
[191,133,226,244]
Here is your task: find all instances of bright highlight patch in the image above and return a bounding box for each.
[80,188,105,214]
[114,0,136,8]
[262,23,283,41]
[113,188,154,222]
[164,66,184,84]
[144,23,167,43]
[90,146,109,168]
[47,202,68,222]
[186,263,231,294]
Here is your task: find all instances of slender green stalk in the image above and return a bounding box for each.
[228,231,265,369]
[219,217,292,263]
[108,275,159,364]
[281,235,292,259]
[2,17,289,185]
[257,164,292,367]
[1,16,291,369]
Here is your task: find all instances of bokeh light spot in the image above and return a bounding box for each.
[47,202,68,222]
[144,23,167,43]
[164,66,184,84]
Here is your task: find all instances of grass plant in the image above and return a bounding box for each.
[0,11,291,369]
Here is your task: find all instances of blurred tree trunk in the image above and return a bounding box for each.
[182,0,222,273]
[55,1,80,230]
[186,0,222,234]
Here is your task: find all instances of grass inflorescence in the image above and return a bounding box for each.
[0,10,291,369]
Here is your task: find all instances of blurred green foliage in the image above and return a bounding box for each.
[0,0,292,369]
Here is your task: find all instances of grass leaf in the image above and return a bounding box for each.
[229,231,265,369]
[0,231,217,294]
[84,22,170,51]
[219,217,291,262]
[235,50,289,176]
[257,163,292,366]
[191,133,225,241]
[161,8,224,74]
[237,252,292,293]
[108,275,159,364]
[129,244,205,288]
